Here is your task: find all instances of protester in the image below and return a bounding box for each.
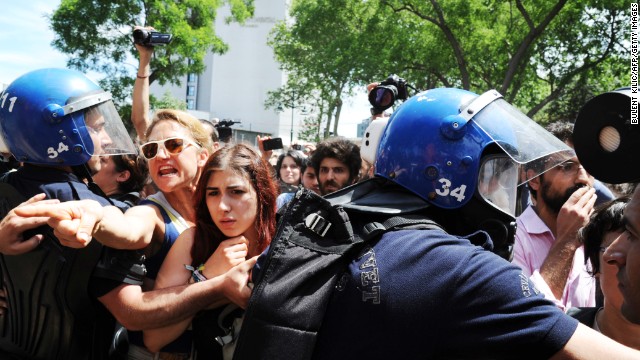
[513,121,598,310]
[568,196,640,349]
[127,33,219,357]
[310,137,361,195]
[92,153,149,208]
[604,185,640,325]
[300,157,320,195]
[274,149,304,194]
[144,143,278,357]
[200,118,221,146]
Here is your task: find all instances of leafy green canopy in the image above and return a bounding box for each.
[50,0,254,129]
[267,0,629,138]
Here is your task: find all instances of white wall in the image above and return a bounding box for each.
[150,0,292,142]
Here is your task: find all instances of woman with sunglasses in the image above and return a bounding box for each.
[121,108,216,359]
[143,143,278,358]
[51,108,216,359]
[568,196,640,350]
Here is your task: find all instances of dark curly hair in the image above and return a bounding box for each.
[111,153,149,194]
[190,143,278,267]
[310,137,362,184]
[579,196,629,275]
[545,120,574,145]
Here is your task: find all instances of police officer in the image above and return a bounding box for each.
[0,68,253,359]
[234,88,640,359]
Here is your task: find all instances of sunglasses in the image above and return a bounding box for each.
[139,137,199,160]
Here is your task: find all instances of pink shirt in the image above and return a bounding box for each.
[513,206,595,310]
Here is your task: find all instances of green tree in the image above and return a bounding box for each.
[297,114,323,144]
[379,0,628,118]
[49,0,254,120]
[152,91,188,111]
[268,0,628,136]
[267,0,396,138]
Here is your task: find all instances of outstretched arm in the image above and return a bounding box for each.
[551,323,640,359]
[14,199,157,250]
[0,194,60,255]
[100,256,257,331]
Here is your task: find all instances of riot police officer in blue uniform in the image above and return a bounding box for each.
[233,88,640,359]
[0,68,142,359]
[0,68,255,360]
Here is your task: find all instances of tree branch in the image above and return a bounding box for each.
[382,0,470,89]
[527,17,618,118]
[501,0,568,94]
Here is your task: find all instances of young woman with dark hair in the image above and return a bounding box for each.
[143,143,279,358]
[274,149,305,194]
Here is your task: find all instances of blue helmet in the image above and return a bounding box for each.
[0,68,136,166]
[362,88,574,218]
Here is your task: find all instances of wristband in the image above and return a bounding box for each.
[185,264,207,283]
[137,74,150,79]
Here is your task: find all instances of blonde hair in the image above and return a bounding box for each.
[145,109,214,153]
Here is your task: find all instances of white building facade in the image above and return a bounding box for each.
[150,0,302,145]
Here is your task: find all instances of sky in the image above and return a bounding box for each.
[0,0,67,85]
[0,0,370,138]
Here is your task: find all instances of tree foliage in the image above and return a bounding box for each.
[268,0,629,137]
[266,0,395,138]
[152,91,188,111]
[49,0,254,120]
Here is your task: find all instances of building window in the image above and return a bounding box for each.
[187,86,195,97]
[188,73,197,82]
[187,99,195,110]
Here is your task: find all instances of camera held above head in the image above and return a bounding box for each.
[133,29,173,47]
[368,74,415,115]
[215,119,241,128]
[215,119,241,143]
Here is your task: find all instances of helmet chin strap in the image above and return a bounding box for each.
[457,191,516,261]
[71,164,115,206]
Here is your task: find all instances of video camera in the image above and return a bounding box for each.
[133,29,173,47]
[215,119,241,143]
[368,74,410,115]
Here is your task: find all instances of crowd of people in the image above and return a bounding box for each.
[0,26,637,360]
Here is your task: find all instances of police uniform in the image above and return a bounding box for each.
[313,229,579,359]
[0,164,145,360]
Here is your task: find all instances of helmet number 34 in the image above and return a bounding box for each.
[435,178,467,202]
[48,143,70,159]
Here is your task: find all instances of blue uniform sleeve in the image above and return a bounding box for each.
[314,229,579,359]
[437,234,579,358]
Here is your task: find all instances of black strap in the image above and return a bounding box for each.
[362,215,444,241]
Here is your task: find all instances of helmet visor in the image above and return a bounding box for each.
[471,96,574,185]
[77,100,137,157]
[478,154,519,216]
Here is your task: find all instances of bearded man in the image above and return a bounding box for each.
[513,121,600,310]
